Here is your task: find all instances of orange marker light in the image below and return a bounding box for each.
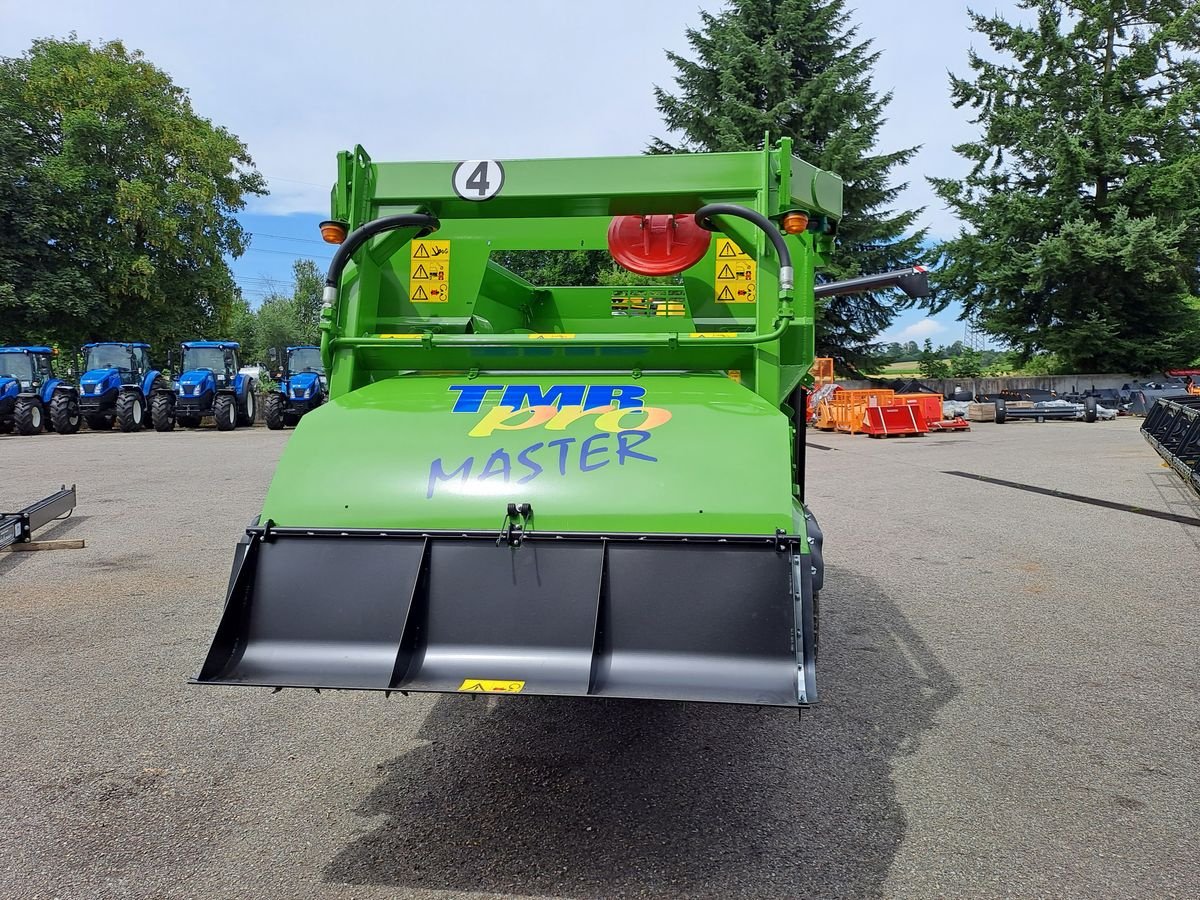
[319,220,348,244]
[782,212,809,234]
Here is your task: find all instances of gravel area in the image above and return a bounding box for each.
[1,416,1197,899]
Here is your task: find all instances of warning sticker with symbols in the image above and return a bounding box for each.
[714,238,756,303]
[457,679,526,693]
[410,240,450,303]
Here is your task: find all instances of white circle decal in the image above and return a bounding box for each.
[452,159,505,201]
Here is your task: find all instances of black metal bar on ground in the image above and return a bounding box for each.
[0,485,77,551]
[943,471,1200,528]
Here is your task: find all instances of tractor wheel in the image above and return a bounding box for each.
[50,393,81,434]
[0,419,12,434]
[238,386,257,427]
[283,412,301,428]
[85,413,113,431]
[116,392,145,433]
[214,393,237,431]
[14,397,44,435]
[993,398,1007,424]
[152,393,176,432]
[264,393,285,430]
[1084,396,1098,423]
[177,415,202,429]
[144,377,166,429]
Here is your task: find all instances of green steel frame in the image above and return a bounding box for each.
[318,140,842,409]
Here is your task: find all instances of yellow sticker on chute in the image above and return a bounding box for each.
[689,332,736,338]
[378,333,423,339]
[714,238,756,303]
[458,679,526,693]
[527,333,576,339]
[410,239,450,303]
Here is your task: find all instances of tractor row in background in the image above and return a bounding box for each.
[0,339,324,435]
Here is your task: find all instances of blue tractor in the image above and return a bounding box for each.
[169,341,257,431]
[74,341,174,432]
[0,346,76,435]
[264,345,326,429]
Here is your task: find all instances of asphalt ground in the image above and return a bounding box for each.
[1,415,1197,899]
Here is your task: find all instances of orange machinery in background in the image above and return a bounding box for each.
[814,388,970,437]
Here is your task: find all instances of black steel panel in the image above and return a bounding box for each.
[399,542,604,695]
[592,543,797,705]
[198,536,425,688]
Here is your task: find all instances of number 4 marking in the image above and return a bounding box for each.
[453,159,505,201]
[466,162,489,196]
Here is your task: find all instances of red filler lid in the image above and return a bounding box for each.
[606,214,712,276]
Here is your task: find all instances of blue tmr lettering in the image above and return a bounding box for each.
[498,385,586,409]
[447,384,504,413]
[582,384,645,410]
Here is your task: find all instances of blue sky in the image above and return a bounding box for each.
[3,0,994,346]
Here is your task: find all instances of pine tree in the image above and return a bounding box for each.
[651,0,927,372]
[931,2,1200,372]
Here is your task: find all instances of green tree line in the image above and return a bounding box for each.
[4,4,1200,376]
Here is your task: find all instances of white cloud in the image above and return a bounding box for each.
[892,318,949,342]
[2,0,988,229]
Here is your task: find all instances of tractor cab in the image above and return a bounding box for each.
[264,345,327,429]
[0,346,65,435]
[0,347,50,394]
[81,342,150,385]
[180,342,240,385]
[285,345,325,384]
[173,341,256,431]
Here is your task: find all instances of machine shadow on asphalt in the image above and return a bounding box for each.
[324,567,959,898]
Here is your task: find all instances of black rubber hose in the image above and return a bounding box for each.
[325,213,440,288]
[694,203,793,287]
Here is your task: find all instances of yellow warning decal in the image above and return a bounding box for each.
[378,333,423,339]
[527,333,576,339]
[714,238,756,303]
[689,332,736,338]
[457,679,526,693]
[410,239,450,303]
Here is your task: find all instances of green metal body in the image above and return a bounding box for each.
[264,141,842,539]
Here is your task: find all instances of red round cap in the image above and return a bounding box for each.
[607,214,712,276]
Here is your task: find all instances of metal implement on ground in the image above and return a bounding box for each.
[0,346,76,436]
[165,341,257,431]
[1141,395,1200,496]
[0,485,76,551]
[64,342,174,433]
[264,345,326,429]
[992,397,1099,424]
[193,142,925,708]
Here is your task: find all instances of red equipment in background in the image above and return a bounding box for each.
[863,404,928,437]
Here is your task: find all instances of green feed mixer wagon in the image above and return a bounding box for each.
[194,142,927,707]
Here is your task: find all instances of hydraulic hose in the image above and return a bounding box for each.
[693,203,794,292]
[323,213,440,307]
